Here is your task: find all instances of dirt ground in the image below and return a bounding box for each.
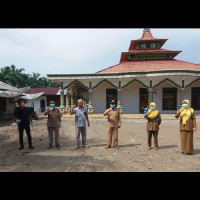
[0,114,200,172]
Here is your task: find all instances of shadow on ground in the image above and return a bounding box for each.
[158,145,178,149]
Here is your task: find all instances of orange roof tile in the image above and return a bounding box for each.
[96,60,200,73]
[128,49,181,53]
[26,88,60,95]
[140,30,155,40]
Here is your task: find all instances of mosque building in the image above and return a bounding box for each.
[47,28,200,114]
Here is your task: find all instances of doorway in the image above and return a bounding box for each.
[106,89,117,109]
[192,87,200,110]
[40,99,46,112]
[139,88,148,113]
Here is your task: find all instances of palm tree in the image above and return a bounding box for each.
[4,65,25,87]
[0,65,60,88]
[29,72,42,88]
[0,67,10,83]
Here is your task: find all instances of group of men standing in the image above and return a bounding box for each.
[12,98,197,156]
[12,99,121,150]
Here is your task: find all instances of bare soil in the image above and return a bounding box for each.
[0,114,200,172]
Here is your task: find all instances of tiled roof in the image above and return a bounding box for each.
[25,88,60,95]
[96,60,200,73]
[140,30,155,40]
[129,29,168,50]
[128,49,182,53]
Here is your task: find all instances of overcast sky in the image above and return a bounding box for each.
[0,28,200,77]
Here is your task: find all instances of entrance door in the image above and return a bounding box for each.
[0,97,6,112]
[139,88,148,113]
[192,87,200,110]
[40,99,46,112]
[106,89,117,109]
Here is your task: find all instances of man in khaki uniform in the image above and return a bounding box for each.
[44,100,62,149]
[103,100,121,149]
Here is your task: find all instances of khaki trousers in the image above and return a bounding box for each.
[180,131,194,153]
[107,127,118,147]
[147,131,158,148]
[48,127,59,147]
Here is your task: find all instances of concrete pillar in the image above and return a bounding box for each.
[71,91,75,106]
[74,89,78,104]
[87,81,93,114]
[83,92,87,107]
[179,80,185,108]
[148,80,153,104]
[148,88,153,104]
[179,89,185,108]
[116,81,123,113]
[59,82,66,114]
[66,89,71,113]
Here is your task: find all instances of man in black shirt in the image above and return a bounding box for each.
[12,100,34,150]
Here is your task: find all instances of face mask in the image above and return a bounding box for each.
[150,106,155,110]
[182,104,188,108]
[50,104,55,108]
[20,103,25,109]
[110,104,116,108]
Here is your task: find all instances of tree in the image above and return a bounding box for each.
[0,65,60,88]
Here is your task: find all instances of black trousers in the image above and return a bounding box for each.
[18,124,32,147]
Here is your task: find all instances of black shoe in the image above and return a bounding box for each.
[56,145,60,149]
[19,146,24,150]
[29,146,34,149]
[182,152,187,155]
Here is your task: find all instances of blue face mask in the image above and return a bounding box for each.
[50,104,55,108]
[110,104,116,108]
[150,107,155,110]
[182,104,188,108]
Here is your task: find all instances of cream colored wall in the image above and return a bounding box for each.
[6,98,15,114]
[153,81,180,114]
[26,96,47,112]
[121,81,142,114]
[92,81,115,113]
[185,81,200,114]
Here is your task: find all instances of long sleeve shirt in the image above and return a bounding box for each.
[103,108,121,128]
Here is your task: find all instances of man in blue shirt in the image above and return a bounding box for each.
[70,99,90,149]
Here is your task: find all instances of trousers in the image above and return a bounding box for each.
[18,124,32,147]
[75,126,87,147]
[147,131,158,148]
[48,127,60,147]
[107,127,118,147]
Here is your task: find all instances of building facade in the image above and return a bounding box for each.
[47,29,200,114]
[25,88,66,113]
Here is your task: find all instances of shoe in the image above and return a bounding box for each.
[155,147,158,150]
[48,146,53,149]
[105,146,110,149]
[56,145,60,149]
[182,152,187,155]
[114,146,119,149]
[29,146,34,149]
[19,146,24,150]
[83,145,88,149]
[75,146,79,149]
[148,147,151,150]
